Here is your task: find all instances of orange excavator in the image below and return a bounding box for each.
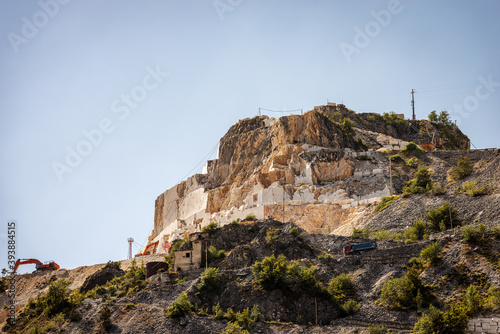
[12,259,60,274]
[135,241,159,257]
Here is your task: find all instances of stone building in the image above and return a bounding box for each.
[173,232,208,272]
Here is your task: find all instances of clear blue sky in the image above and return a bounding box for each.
[1,0,499,273]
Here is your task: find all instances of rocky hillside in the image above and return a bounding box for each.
[1,106,498,334]
[148,104,472,256]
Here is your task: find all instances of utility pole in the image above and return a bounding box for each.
[282,184,285,224]
[389,158,393,196]
[411,89,416,120]
[315,297,318,325]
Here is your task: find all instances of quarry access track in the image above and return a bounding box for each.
[341,241,431,265]
[335,317,414,331]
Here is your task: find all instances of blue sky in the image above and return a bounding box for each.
[1,0,499,273]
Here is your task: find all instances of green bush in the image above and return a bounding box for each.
[413,305,442,334]
[265,227,279,244]
[212,302,225,320]
[485,286,500,312]
[373,229,391,240]
[244,213,257,221]
[328,273,353,301]
[368,326,383,334]
[375,196,397,212]
[354,138,368,151]
[420,242,442,265]
[328,111,343,123]
[380,276,414,310]
[351,227,370,238]
[221,321,250,334]
[340,118,355,136]
[448,156,473,181]
[431,182,447,195]
[197,267,220,291]
[463,284,482,315]
[125,303,135,310]
[230,219,241,225]
[401,142,420,153]
[45,278,72,315]
[413,302,470,334]
[382,112,409,134]
[407,157,420,167]
[201,222,220,235]
[252,254,288,290]
[98,304,112,323]
[165,292,193,318]
[318,252,334,260]
[456,180,488,196]
[404,166,433,194]
[289,227,299,237]
[425,201,458,231]
[390,154,404,163]
[462,224,488,243]
[401,218,428,242]
[340,299,360,316]
[252,255,322,295]
[492,226,500,238]
[250,304,264,322]
[208,245,226,262]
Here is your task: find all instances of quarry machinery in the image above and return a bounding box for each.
[343,242,377,255]
[135,241,159,257]
[12,258,60,274]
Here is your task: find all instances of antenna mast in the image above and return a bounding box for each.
[127,238,134,259]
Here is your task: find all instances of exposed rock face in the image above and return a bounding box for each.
[146,107,401,252]
[145,104,472,254]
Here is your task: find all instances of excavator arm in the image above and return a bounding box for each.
[12,258,59,274]
[135,241,159,257]
[12,259,41,274]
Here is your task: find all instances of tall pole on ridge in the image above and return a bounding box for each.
[411,89,416,120]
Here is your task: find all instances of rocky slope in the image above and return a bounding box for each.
[1,105,497,334]
[2,150,498,333]
[148,104,470,253]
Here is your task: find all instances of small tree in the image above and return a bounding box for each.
[340,118,355,136]
[401,141,419,153]
[420,242,442,265]
[252,254,288,290]
[328,273,354,301]
[448,156,473,180]
[265,227,279,244]
[404,166,433,194]
[45,279,72,315]
[464,284,482,315]
[197,267,220,291]
[98,304,112,331]
[165,292,193,318]
[379,276,414,310]
[201,222,220,235]
[428,110,438,122]
[425,201,457,231]
[438,111,452,126]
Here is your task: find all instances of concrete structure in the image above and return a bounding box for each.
[173,232,208,272]
[468,316,500,333]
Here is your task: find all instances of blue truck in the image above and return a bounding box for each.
[343,241,377,255]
